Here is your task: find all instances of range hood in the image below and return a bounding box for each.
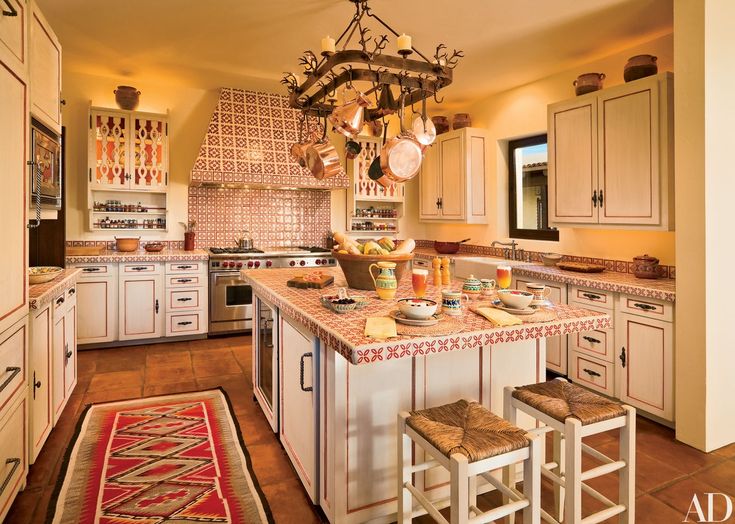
[190,88,348,190]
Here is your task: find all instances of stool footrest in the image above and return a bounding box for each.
[581,460,626,482]
[470,498,529,524]
[580,504,626,524]
[581,442,614,465]
[410,459,440,473]
[405,482,449,524]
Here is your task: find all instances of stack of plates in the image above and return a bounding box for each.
[389,310,444,326]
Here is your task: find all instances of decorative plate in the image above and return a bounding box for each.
[389,310,444,326]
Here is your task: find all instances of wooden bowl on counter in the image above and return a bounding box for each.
[115,236,140,252]
[144,242,165,252]
[332,250,414,290]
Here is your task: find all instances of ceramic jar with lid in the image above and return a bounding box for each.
[462,274,482,299]
[633,254,660,279]
[573,73,605,96]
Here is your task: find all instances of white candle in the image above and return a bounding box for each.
[321,35,336,54]
[397,33,412,52]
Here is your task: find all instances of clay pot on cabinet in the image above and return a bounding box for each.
[632,254,660,279]
[452,113,472,130]
[573,73,605,96]
[431,116,450,134]
[624,55,658,82]
[114,86,141,110]
[184,231,196,251]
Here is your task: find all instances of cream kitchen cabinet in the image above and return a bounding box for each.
[52,287,76,423]
[74,263,118,344]
[29,304,52,463]
[88,108,169,191]
[29,0,61,134]
[419,127,488,223]
[0,0,27,76]
[164,262,208,337]
[548,73,674,230]
[118,264,164,341]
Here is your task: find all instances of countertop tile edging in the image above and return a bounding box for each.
[29,268,83,310]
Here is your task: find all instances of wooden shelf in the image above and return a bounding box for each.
[350,216,398,221]
[92,210,166,215]
[90,186,167,194]
[91,227,167,232]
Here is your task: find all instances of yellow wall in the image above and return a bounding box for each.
[62,70,219,241]
[401,33,676,264]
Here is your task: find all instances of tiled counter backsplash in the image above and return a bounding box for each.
[187,186,331,249]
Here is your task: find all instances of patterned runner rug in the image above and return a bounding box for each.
[48,389,273,523]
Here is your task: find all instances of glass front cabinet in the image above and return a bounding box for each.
[253,296,279,432]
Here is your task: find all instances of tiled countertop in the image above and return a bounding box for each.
[65,248,209,264]
[29,268,82,310]
[241,267,610,365]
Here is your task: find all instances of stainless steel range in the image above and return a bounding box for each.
[208,246,336,334]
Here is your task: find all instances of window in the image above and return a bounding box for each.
[508,134,558,241]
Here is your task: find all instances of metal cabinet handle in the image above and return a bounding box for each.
[55,296,65,306]
[82,267,101,272]
[592,190,598,208]
[177,321,193,326]
[299,352,313,392]
[0,458,21,496]
[176,265,193,270]
[633,302,656,311]
[583,368,601,378]
[155,299,160,314]
[130,266,148,271]
[582,335,601,344]
[598,189,604,207]
[176,297,193,302]
[177,279,192,283]
[32,372,41,400]
[435,198,441,209]
[0,367,21,393]
[68,288,76,296]
[2,0,18,17]
[582,292,602,300]
[124,173,131,181]
[620,346,626,368]
[65,349,73,360]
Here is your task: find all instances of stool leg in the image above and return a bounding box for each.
[619,406,636,524]
[450,453,470,524]
[552,430,565,522]
[503,387,517,524]
[523,434,541,524]
[564,418,583,524]
[397,412,413,523]
[469,475,477,516]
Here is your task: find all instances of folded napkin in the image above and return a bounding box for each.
[475,307,523,327]
[364,317,397,340]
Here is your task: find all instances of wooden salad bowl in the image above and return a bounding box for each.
[332,250,414,290]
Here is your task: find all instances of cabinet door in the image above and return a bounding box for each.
[0,0,27,75]
[516,278,567,375]
[52,312,65,421]
[616,312,673,421]
[29,306,52,463]
[131,113,168,190]
[118,275,163,341]
[438,134,465,219]
[63,301,77,400]
[598,78,660,225]
[548,98,598,224]
[29,1,61,133]
[280,317,318,502]
[0,59,27,336]
[76,278,117,344]
[89,110,130,188]
[419,142,441,219]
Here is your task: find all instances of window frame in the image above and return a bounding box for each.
[508,134,559,241]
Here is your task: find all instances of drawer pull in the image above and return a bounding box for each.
[155,299,160,314]
[2,0,18,17]
[0,366,21,393]
[176,279,192,283]
[582,292,602,300]
[633,302,657,311]
[176,297,193,302]
[55,296,65,306]
[299,352,313,392]
[583,368,601,378]
[82,267,101,272]
[177,321,193,326]
[68,288,76,295]
[130,266,148,271]
[620,346,626,368]
[582,335,601,344]
[176,265,193,270]
[0,458,21,496]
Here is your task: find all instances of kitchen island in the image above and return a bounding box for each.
[241,267,610,524]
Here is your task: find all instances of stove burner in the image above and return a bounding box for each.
[209,247,264,254]
[297,246,330,253]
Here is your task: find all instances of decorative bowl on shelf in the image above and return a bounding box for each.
[332,250,413,291]
[540,252,563,266]
[29,266,63,285]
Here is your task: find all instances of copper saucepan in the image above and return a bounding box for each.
[305,120,342,180]
[380,94,423,183]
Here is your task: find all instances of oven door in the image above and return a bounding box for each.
[209,271,252,332]
[253,295,279,432]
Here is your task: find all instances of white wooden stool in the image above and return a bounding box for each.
[397,399,541,524]
[504,379,636,524]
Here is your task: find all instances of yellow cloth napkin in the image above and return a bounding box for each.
[475,307,523,327]
[364,317,398,340]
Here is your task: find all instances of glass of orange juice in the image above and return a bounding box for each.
[412,268,428,298]
[496,265,512,290]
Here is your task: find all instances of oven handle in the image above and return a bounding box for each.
[211,272,251,286]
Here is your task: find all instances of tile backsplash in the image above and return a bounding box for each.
[187,186,331,249]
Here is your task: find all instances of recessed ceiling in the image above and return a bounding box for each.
[37,0,672,108]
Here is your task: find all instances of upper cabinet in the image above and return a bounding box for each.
[548,73,674,230]
[29,0,61,134]
[419,127,488,224]
[0,0,27,76]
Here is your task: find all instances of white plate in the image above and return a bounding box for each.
[489,300,535,315]
[389,310,443,326]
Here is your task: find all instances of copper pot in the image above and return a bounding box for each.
[380,133,423,183]
[573,73,605,96]
[632,254,660,279]
[329,91,370,138]
[115,236,140,252]
[305,139,342,180]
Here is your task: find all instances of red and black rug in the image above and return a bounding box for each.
[48,389,273,523]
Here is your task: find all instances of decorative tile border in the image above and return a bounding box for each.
[241,267,611,365]
[65,249,210,264]
[29,268,82,310]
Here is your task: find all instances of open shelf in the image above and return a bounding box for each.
[92,210,167,215]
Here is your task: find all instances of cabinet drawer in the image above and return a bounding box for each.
[167,275,205,288]
[166,312,205,336]
[570,351,614,397]
[0,395,27,521]
[121,263,161,275]
[618,295,673,322]
[74,264,117,278]
[52,290,76,319]
[569,328,613,363]
[570,286,613,310]
[167,288,203,310]
[0,321,27,413]
[166,261,205,274]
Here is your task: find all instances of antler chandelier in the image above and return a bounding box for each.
[281,0,463,121]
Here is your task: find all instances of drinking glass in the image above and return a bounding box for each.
[412,268,428,298]
[496,265,512,290]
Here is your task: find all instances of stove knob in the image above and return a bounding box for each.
[254,261,261,268]
[322,259,328,265]
[247,261,253,268]
[266,260,272,268]
[236,262,243,268]
[221,261,229,268]
[315,258,321,265]
[299,260,306,266]
[289,261,296,267]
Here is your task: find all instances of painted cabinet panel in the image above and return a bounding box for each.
[75,277,118,344]
[0,0,26,75]
[29,305,52,463]
[118,273,163,341]
[29,0,61,133]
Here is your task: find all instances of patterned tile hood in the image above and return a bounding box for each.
[190,88,348,190]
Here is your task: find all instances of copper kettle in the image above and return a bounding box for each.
[328,89,370,138]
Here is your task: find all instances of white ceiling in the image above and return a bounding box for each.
[37,0,672,108]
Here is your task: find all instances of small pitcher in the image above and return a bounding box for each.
[369,261,398,300]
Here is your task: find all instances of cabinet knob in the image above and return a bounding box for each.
[619,346,626,368]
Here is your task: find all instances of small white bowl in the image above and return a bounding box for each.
[497,289,534,310]
[398,298,438,320]
[540,253,563,266]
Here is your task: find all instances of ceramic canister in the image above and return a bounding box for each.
[462,274,482,298]
[369,261,398,300]
[441,290,469,316]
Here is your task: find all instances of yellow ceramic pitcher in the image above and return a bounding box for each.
[369,261,398,300]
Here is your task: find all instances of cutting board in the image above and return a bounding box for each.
[66,246,107,256]
[556,262,605,273]
[286,274,334,289]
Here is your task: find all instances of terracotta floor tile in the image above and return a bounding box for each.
[144,363,195,384]
[87,370,143,392]
[713,442,735,459]
[636,429,725,475]
[7,486,42,524]
[247,442,301,487]
[191,350,243,378]
[634,447,688,493]
[260,478,325,523]
[692,460,735,495]
[76,351,97,375]
[82,386,143,405]
[93,346,146,372]
[145,350,191,367]
[143,380,199,397]
[636,494,693,523]
[652,476,725,516]
[30,487,55,524]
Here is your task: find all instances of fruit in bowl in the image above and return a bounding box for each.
[397,298,438,320]
[497,289,534,310]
